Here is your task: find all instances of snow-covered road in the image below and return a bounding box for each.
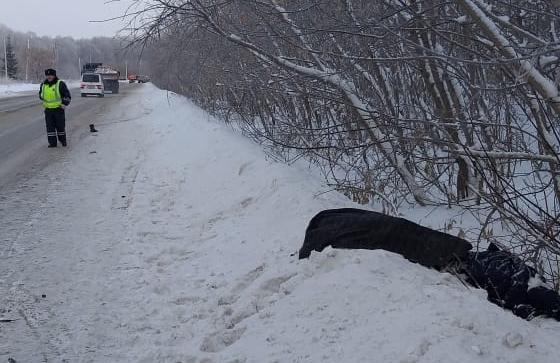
[0,83,132,190]
[1,85,559,362]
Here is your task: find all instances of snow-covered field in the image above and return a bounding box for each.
[0,80,41,97]
[1,84,559,362]
[0,80,81,98]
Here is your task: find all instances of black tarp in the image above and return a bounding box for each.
[299,208,472,269]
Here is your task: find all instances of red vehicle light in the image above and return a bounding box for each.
[80,83,85,89]
[97,85,102,89]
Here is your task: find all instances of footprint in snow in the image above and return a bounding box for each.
[199,327,246,353]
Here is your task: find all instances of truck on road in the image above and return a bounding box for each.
[82,63,120,94]
[128,74,150,84]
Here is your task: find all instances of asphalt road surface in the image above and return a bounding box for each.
[0,83,136,190]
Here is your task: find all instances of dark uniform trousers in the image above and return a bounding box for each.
[45,108,66,146]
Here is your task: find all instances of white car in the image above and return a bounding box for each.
[80,73,104,97]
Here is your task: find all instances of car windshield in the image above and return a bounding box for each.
[82,74,99,83]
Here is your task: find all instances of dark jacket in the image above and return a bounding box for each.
[39,77,71,106]
[466,243,560,320]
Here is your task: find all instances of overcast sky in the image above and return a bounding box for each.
[0,0,136,38]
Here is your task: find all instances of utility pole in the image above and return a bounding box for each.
[53,40,58,68]
[25,38,30,81]
[125,60,128,78]
[78,57,81,77]
[3,36,7,79]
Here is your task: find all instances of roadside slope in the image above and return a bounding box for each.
[1,84,558,363]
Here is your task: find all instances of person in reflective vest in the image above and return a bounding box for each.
[39,69,71,147]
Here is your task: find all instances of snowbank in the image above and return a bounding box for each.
[1,84,558,362]
[0,80,81,98]
[0,80,41,97]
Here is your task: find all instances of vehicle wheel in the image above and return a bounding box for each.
[99,94,105,98]
[81,94,86,97]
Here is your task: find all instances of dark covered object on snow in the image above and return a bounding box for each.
[466,243,560,320]
[467,243,533,310]
[299,208,472,268]
[299,209,560,321]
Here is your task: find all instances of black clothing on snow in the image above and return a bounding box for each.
[465,243,560,320]
[298,208,472,269]
[299,208,560,321]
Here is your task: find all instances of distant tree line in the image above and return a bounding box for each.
[0,23,143,81]
[134,0,560,288]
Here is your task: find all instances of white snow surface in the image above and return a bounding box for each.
[0,80,81,98]
[1,84,559,362]
[0,81,42,98]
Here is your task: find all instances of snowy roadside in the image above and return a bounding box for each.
[0,80,81,98]
[1,84,558,362]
